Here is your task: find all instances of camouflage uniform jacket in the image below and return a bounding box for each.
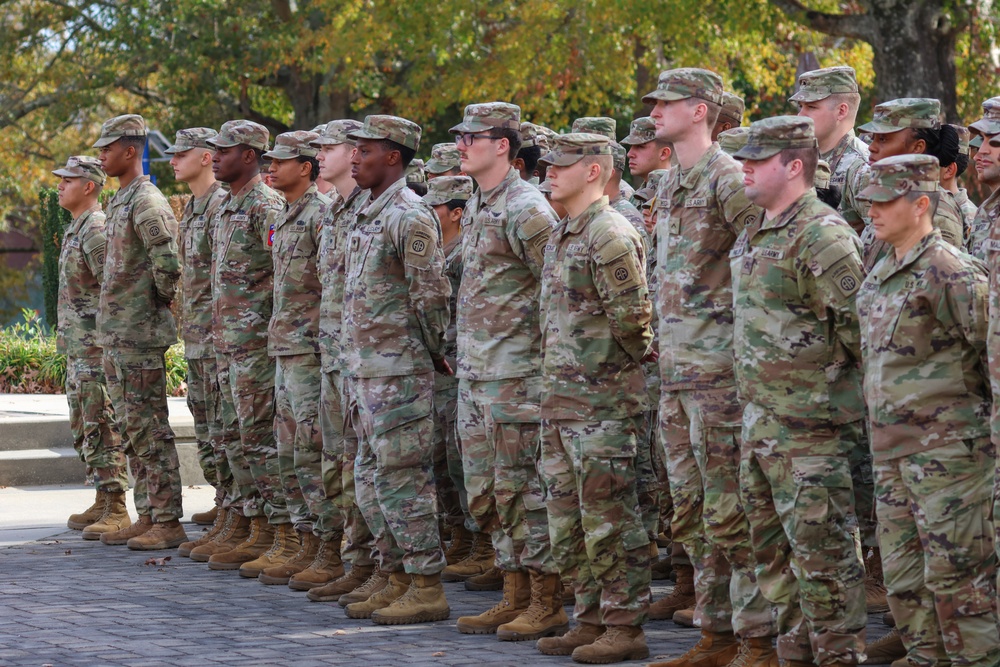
[860,185,965,273]
[212,175,284,354]
[731,191,865,424]
[435,234,463,393]
[540,197,652,421]
[57,205,107,356]
[179,181,226,358]
[318,186,368,373]
[268,183,331,356]
[341,177,451,379]
[98,176,179,350]
[610,192,650,251]
[967,188,1000,260]
[839,161,871,236]
[858,230,990,461]
[654,142,760,391]
[825,131,869,234]
[954,188,978,243]
[456,166,556,381]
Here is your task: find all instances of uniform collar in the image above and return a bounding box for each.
[358,177,406,222]
[678,143,722,191]
[561,196,608,237]
[872,229,941,282]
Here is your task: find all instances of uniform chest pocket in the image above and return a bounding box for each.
[348,232,376,280]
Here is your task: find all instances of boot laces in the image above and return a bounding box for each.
[728,640,755,667]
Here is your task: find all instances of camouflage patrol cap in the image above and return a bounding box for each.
[405,159,426,185]
[971,134,984,149]
[423,175,473,206]
[788,66,859,103]
[968,97,1000,137]
[642,68,723,106]
[857,98,941,134]
[814,160,832,189]
[164,127,218,154]
[53,155,107,186]
[449,102,521,134]
[733,116,817,160]
[92,114,147,148]
[425,143,462,173]
[634,168,669,203]
[610,142,627,172]
[572,117,617,142]
[539,133,614,167]
[951,124,971,156]
[718,127,751,156]
[621,117,656,146]
[311,119,364,147]
[208,120,270,151]
[263,130,320,160]
[349,114,422,151]
[858,154,940,202]
[519,123,545,150]
[719,92,745,126]
[538,179,553,195]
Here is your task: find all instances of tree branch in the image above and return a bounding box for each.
[768,0,876,42]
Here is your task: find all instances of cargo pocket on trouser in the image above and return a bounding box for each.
[578,430,649,554]
[371,399,433,473]
[491,402,544,515]
[790,455,859,623]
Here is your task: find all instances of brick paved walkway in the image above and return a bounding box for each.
[0,525,892,666]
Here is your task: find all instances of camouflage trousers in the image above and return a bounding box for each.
[186,356,233,506]
[434,377,471,530]
[218,347,286,523]
[876,438,999,667]
[660,386,774,638]
[845,420,877,550]
[541,415,652,627]
[103,348,182,522]
[276,354,342,541]
[349,372,445,575]
[321,370,374,567]
[458,376,555,574]
[638,404,665,543]
[740,401,866,665]
[66,355,128,492]
[214,354,260,514]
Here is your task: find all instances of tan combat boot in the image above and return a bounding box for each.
[84,492,132,541]
[258,531,318,585]
[207,516,274,570]
[190,505,219,526]
[344,571,411,619]
[571,625,649,664]
[649,563,695,620]
[307,564,375,602]
[444,524,474,565]
[190,512,250,562]
[466,565,505,591]
[338,567,389,606]
[673,608,696,628]
[646,629,739,667]
[865,547,890,614]
[68,490,106,530]
[536,623,604,656]
[497,572,570,641]
[289,535,345,590]
[239,523,299,578]
[127,519,188,550]
[441,532,494,581]
[860,628,906,665]
[372,573,450,625]
[178,508,229,558]
[456,570,530,634]
[725,637,779,667]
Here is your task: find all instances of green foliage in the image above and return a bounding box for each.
[38,188,70,331]
[0,309,188,396]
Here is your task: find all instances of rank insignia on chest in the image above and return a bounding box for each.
[268,224,275,247]
[742,256,755,274]
[872,302,886,319]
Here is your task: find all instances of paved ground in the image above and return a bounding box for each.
[0,486,894,667]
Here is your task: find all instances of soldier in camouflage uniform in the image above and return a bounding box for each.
[572,117,634,202]
[165,128,240,555]
[201,120,288,572]
[307,119,384,601]
[339,115,452,625]
[515,123,548,185]
[405,158,428,196]
[718,127,751,156]
[426,143,463,179]
[713,92,744,140]
[606,143,649,245]
[254,131,347,586]
[93,115,186,552]
[447,102,566,641]
[622,117,672,208]
[423,176,477,565]
[941,125,977,235]
[728,116,868,666]
[857,154,999,667]
[967,98,1000,259]
[641,69,775,666]
[533,133,653,664]
[54,156,130,538]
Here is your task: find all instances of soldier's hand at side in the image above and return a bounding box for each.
[642,349,659,364]
[433,356,454,376]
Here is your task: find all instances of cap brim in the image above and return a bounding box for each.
[788,90,828,103]
[641,90,690,105]
[422,194,449,206]
[262,149,302,160]
[347,129,389,142]
[621,134,652,146]
[858,184,903,202]
[52,168,81,178]
[732,145,782,160]
[164,145,195,154]
[971,135,985,148]
[206,137,241,148]
[633,188,654,202]
[857,120,906,134]
[448,120,493,134]
[425,159,456,174]
[969,119,1000,137]
[91,136,119,148]
[538,151,585,167]
[310,137,347,147]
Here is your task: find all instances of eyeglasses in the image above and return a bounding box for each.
[455,132,499,147]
